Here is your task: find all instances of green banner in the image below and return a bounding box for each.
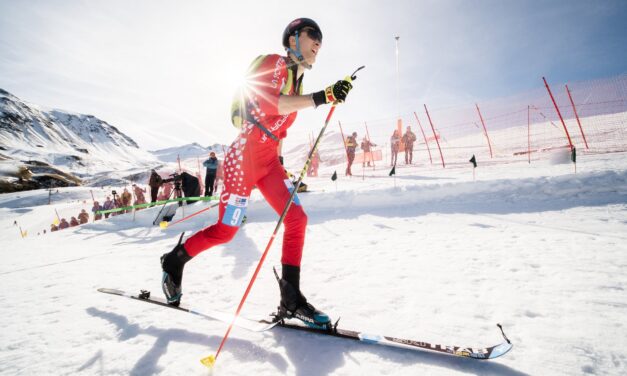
[96,196,217,215]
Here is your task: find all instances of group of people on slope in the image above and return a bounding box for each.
[343,125,416,175]
[148,155,222,202]
[50,208,90,232]
[390,126,417,166]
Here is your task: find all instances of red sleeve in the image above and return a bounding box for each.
[249,55,287,115]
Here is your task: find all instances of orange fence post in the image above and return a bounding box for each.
[423,104,445,168]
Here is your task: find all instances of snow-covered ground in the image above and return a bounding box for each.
[1,150,626,375]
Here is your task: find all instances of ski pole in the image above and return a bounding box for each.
[201,66,365,369]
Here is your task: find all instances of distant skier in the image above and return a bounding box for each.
[345,131,358,176]
[202,152,219,197]
[160,18,353,327]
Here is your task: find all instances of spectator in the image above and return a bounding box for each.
[78,209,89,224]
[70,217,79,227]
[160,182,173,200]
[307,149,321,177]
[361,136,376,167]
[390,129,400,166]
[133,184,147,206]
[92,200,103,221]
[202,152,219,197]
[121,188,132,212]
[345,131,358,176]
[102,196,114,219]
[51,223,58,232]
[402,126,417,164]
[148,170,163,203]
[58,218,69,230]
[111,195,123,217]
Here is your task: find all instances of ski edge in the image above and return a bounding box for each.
[98,288,512,360]
[97,288,278,332]
[262,317,512,360]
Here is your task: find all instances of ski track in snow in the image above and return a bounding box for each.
[1,153,627,375]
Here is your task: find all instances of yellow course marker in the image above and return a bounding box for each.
[159,221,168,229]
[200,355,216,369]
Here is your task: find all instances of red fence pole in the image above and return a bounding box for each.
[365,122,375,168]
[338,120,350,163]
[565,84,589,149]
[542,77,573,149]
[413,111,433,165]
[475,103,494,158]
[423,104,445,168]
[197,156,204,196]
[527,105,531,164]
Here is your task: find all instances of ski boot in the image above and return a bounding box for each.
[160,233,192,306]
[274,265,331,330]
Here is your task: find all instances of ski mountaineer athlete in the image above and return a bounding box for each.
[160,18,354,327]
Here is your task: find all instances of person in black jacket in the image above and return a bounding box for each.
[202,152,219,196]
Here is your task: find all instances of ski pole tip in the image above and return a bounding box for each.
[200,354,216,369]
[350,65,366,80]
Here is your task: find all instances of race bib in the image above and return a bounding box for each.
[222,194,248,227]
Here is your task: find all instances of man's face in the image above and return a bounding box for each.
[292,28,322,66]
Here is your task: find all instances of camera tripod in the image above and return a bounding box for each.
[152,180,185,225]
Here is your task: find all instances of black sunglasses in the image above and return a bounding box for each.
[300,28,322,43]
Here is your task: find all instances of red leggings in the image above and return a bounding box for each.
[183,137,307,267]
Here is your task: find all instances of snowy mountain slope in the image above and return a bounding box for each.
[0,88,158,174]
[1,152,626,375]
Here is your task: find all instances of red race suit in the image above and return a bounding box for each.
[184,54,307,267]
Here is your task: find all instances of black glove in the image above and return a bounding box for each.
[312,78,353,107]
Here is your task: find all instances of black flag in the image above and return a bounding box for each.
[389,165,396,176]
[571,147,576,163]
[331,171,337,181]
[469,155,477,168]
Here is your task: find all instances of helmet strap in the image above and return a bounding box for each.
[286,30,312,70]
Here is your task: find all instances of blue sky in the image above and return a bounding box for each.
[1,0,625,150]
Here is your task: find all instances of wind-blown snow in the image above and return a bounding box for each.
[1,152,626,375]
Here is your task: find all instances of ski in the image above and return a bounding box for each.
[263,316,513,360]
[97,288,277,332]
[98,288,512,360]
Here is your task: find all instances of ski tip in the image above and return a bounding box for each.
[496,323,511,344]
[489,341,513,359]
[200,355,216,369]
